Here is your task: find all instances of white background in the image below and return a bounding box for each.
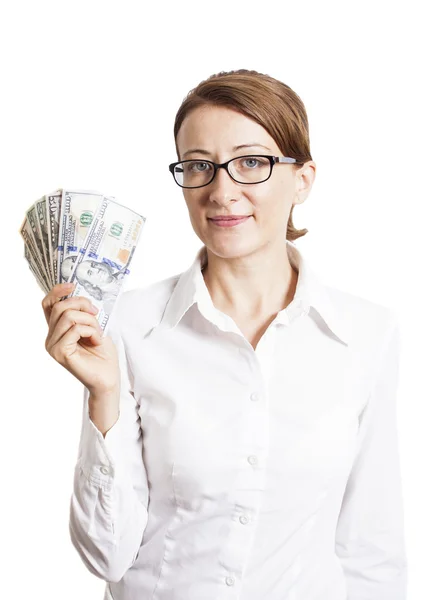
[1,1,423,598]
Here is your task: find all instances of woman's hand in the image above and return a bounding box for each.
[42,283,120,397]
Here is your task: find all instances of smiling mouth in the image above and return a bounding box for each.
[208,216,252,221]
[208,215,252,228]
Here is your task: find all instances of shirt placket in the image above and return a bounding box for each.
[215,319,277,598]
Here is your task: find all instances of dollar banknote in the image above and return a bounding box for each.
[26,203,52,287]
[57,189,104,284]
[35,196,54,286]
[46,189,62,285]
[21,188,146,332]
[24,242,49,294]
[20,216,51,292]
[66,196,146,332]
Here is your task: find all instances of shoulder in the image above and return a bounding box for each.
[324,283,400,351]
[106,272,182,339]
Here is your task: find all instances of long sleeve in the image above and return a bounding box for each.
[69,315,149,584]
[335,317,408,599]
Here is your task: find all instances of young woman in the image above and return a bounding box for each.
[42,69,407,600]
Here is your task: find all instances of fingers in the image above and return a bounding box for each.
[41,282,76,324]
[47,295,99,336]
[48,324,103,364]
[46,309,103,351]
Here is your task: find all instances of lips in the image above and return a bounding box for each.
[208,215,252,228]
[209,216,251,221]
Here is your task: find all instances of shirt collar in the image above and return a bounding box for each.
[153,240,350,346]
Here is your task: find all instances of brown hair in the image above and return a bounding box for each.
[173,69,312,241]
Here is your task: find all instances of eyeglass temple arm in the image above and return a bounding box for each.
[275,156,297,164]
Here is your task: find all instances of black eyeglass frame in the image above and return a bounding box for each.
[168,154,304,189]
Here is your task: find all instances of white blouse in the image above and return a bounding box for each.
[69,239,407,600]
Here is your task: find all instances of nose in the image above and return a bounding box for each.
[207,164,240,205]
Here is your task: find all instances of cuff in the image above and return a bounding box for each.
[78,404,127,489]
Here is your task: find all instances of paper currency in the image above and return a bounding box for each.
[20,216,51,292]
[26,203,52,287]
[24,243,49,294]
[66,196,146,332]
[57,189,103,284]
[21,188,146,333]
[46,189,62,285]
[35,196,54,286]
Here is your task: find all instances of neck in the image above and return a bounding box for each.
[201,239,298,320]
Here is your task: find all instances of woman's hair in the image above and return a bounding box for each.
[173,69,312,242]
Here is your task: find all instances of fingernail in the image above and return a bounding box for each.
[91,304,99,313]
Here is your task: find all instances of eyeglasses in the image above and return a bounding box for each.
[168,154,303,189]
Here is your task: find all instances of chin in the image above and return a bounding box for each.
[205,238,257,259]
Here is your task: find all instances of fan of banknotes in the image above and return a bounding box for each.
[20,188,146,332]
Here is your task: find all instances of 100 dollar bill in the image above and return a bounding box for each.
[66,196,146,332]
[57,189,104,284]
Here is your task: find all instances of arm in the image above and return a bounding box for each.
[69,319,149,583]
[335,317,408,599]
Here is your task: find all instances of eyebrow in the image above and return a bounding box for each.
[181,143,272,159]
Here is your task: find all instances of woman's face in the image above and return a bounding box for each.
[176,105,315,259]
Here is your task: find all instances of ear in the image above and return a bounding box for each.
[295,161,316,203]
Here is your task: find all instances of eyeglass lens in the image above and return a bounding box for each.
[173,155,271,187]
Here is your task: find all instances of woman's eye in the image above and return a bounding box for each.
[241,157,263,168]
[190,161,210,172]
[87,270,92,276]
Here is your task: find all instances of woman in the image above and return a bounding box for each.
[42,69,407,600]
